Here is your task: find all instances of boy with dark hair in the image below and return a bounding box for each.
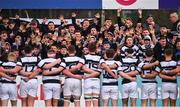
[138,49,159,106]
[101,49,135,107]
[38,49,65,107]
[62,45,85,107]
[82,42,117,107]
[120,48,139,107]
[18,45,42,107]
[158,48,179,107]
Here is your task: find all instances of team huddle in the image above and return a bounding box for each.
[0,41,179,107]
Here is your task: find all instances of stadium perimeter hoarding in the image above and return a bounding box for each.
[0,0,180,9]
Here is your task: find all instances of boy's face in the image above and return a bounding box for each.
[103,43,110,50]
[75,32,81,40]
[9,23,15,29]
[125,19,133,28]
[160,27,167,34]
[159,39,166,47]
[69,26,75,33]
[13,51,19,58]
[144,39,150,45]
[33,48,40,55]
[91,28,97,35]
[48,23,55,31]
[3,18,9,24]
[51,46,58,53]
[126,38,133,46]
[176,42,180,50]
[1,33,7,40]
[83,20,89,28]
[142,30,150,36]
[83,47,89,54]
[60,48,67,55]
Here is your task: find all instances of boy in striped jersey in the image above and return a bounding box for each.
[62,45,84,107]
[0,60,20,107]
[82,42,117,107]
[0,52,21,107]
[120,48,139,107]
[101,49,135,107]
[120,36,140,58]
[158,48,179,107]
[138,49,159,107]
[38,49,65,107]
[18,45,42,107]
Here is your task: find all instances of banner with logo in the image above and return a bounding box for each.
[102,0,159,9]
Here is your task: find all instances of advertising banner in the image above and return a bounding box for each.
[102,0,159,9]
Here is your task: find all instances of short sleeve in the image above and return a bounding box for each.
[79,57,85,65]
[115,61,121,68]
[178,61,180,66]
[136,67,141,73]
[138,62,145,69]
[99,59,105,66]
[60,62,66,68]
[38,60,45,68]
[117,66,123,72]
[16,61,22,67]
[137,62,145,73]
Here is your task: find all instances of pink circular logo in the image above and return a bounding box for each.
[116,0,137,6]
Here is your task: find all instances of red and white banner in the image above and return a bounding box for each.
[102,0,159,9]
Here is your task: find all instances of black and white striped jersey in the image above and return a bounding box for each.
[138,60,158,83]
[121,57,139,84]
[120,45,140,58]
[158,60,179,83]
[0,61,21,83]
[19,56,40,73]
[139,44,154,61]
[63,56,85,77]
[100,59,121,86]
[83,54,102,78]
[38,58,65,84]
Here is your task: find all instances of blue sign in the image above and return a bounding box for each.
[159,0,180,9]
[0,0,102,9]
